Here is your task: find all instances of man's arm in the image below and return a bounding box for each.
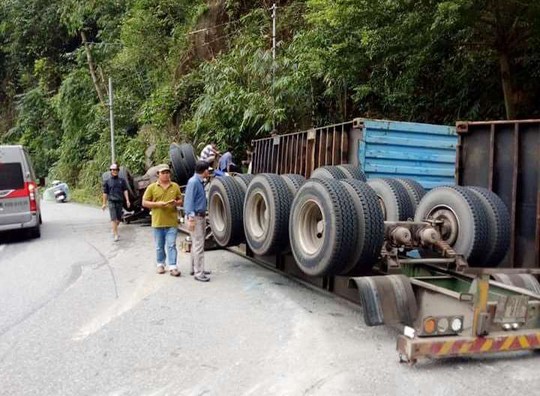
[142,186,169,209]
[122,180,130,207]
[184,181,195,217]
[174,185,183,207]
[102,180,109,210]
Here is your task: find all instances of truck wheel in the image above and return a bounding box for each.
[367,178,415,221]
[336,164,367,181]
[233,174,255,193]
[244,174,293,255]
[414,186,489,266]
[395,178,425,211]
[467,187,510,267]
[169,143,189,185]
[29,223,41,239]
[144,165,161,183]
[179,143,197,176]
[281,174,306,196]
[492,273,540,294]
[208,176,245,247]
[339,180,384,275]
[119,166,137,209]
[289,178,358,276]
[352,275,417,327]
[310,166,347,180]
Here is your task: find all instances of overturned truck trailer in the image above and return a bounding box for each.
[207,118,540,364]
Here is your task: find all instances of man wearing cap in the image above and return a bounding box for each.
[142,164,183,277]
[102,163,130,242]
[184,160,211,282]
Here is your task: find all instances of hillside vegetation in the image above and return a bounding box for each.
[1,0,539,196]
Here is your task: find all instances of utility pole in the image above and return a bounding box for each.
[271,3,277,132]
[108,77,116,164]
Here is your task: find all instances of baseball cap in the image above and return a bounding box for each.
[110,164,119,170]
[157,164,170,173]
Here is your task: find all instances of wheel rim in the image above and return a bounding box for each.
[427,205,459,246]
[376,195,387,219]
[210,193,226,233]
[297,199,325,256]
[246,191,269,240]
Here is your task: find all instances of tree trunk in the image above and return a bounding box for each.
[81,31,107,107]
[499,51,516,119]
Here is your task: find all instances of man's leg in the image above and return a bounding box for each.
[192,217,207,279]
[165,227,180,276]
[153,228,166,273]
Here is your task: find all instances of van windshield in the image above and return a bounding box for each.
[0,162,24,190]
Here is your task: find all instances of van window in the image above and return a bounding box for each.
[0,163,24,190]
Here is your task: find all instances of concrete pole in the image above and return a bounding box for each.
[109,77,115,164]
[271,3,276,132]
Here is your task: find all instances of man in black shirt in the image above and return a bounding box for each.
[102,163,130,241]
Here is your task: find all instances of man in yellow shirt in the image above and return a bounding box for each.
[142,164,183,276]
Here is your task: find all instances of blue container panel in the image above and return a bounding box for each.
[358,119,457,188]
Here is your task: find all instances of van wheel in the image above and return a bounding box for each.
[29,223,41,239]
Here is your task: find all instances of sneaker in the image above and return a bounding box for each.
[156,265,166,274]
[114,235,119,242]
[194,274,210,282]
[170,269,181,277]
[190,270,211,276]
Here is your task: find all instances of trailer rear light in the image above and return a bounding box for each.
[502,323,521,331]
[421,316,464,336]
[450,317,463,332]
[423,317,436,334]
[437,318,449,333]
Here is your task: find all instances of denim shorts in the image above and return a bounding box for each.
[109,201,123,221]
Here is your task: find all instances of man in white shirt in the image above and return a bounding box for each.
[199,142,220,166]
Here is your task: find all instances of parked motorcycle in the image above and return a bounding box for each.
[52,181,69,203]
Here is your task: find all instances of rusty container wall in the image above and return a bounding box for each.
[251,121,355,177]
[456,120,539,269]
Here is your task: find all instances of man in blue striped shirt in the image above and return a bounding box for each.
[184,160,211,282]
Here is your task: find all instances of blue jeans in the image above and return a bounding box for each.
[153,227,178,269]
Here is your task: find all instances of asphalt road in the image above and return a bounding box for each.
[0,200,538,395]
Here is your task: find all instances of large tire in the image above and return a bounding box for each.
[339,180,385,275]
[169,143,190,185]
[208,176,245,247]
[414,186,490,266]
[179,143,197,175]
[395,178,425,212]
[289,178,359,276]
[281,174,306,196]
[467,186,511,267]
[233,174,255,193]
[336,164,367,181]
[243,174,294,255]
[352,275,417,326]
[492,273,540,295]
[310,166,347,180]
[119,166,137,202]
[367,178,415,221]
[144,165,161,183]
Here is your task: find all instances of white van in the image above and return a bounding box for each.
[0,145,42,238]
